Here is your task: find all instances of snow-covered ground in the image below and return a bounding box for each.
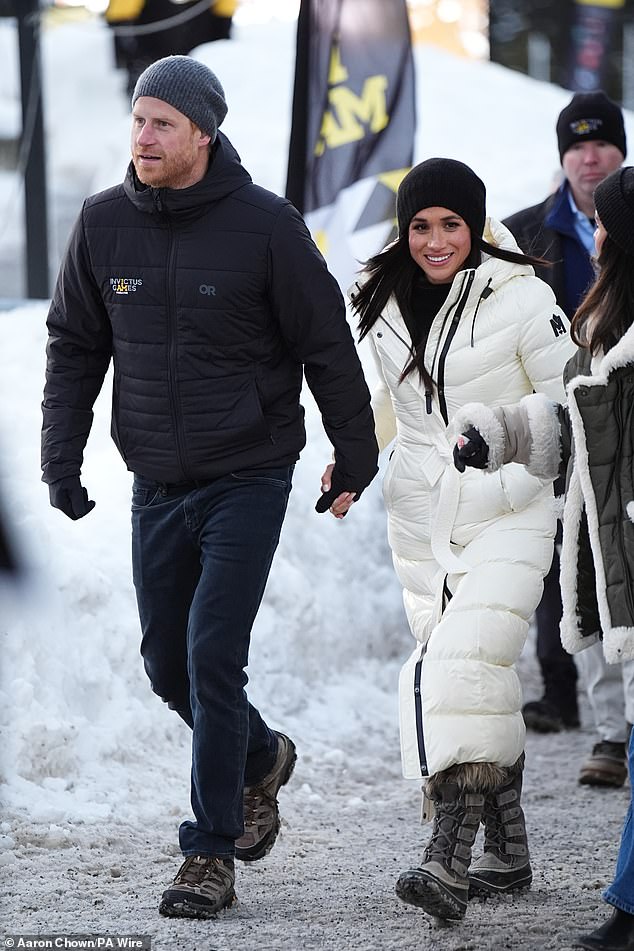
[1,9,634,950]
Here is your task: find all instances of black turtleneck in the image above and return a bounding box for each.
[404,275,453,348]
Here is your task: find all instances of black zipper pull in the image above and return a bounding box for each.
[470,280,493,347]
[425,389,432,414]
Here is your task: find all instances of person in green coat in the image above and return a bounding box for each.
[452,165,634,951]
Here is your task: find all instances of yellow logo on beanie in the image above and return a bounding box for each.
[570,118,603,136]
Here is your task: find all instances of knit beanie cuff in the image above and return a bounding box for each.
[132,55,228,141]
[396,157,486,238]
[594,166,634,257]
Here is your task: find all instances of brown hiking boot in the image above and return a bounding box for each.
[159,855,236,919]
[235,731,297,862]
[578,741,627,788]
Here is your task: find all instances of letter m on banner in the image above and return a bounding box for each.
[285,0,416,291]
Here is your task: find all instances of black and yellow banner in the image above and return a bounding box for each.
[286,0,415,289]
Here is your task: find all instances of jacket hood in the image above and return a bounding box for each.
[477,216,534,287]
[123,130,252,217]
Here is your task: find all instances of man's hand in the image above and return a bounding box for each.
[316,463,356,518]
[453,427,490,473]
[49,476,96,520]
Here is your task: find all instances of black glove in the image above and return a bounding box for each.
[49,476,95,520]
[315,467,353,514]
[453,426,489,473]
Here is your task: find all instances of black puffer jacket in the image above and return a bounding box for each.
[42,133,378,492]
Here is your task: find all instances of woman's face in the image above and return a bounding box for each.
[594,214,608,258]
[408,206,472,284]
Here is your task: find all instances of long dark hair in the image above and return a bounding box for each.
[351,230,549,389]
[571,235,634,354]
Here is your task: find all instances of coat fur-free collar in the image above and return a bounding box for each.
[561,321,634,662]
[567,320,634,387]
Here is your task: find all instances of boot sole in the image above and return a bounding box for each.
[523,718,562,733]
[469,871,533,897]
[235,743,297,863]
[395,869,466,920]
[158,891,237,919]
[579,773,626,788]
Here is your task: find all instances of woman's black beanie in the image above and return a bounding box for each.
[396,157,487,237]
[594,166,634,257]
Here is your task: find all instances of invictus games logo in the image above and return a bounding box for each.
[570,118,603,137]
[110,277,143,295]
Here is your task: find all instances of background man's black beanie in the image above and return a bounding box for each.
[556,91,626,162]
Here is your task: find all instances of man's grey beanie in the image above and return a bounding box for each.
[132,55,227,141]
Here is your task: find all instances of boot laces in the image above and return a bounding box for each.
[425,804,464,861]
[174,855,233,891]
[482,789,527,858]
[243,787,277,825]
[483,808,506,851]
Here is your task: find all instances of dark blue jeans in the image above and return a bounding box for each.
[604,726,634,914]
[131,465,294,857]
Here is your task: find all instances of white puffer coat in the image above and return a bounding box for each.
[358,219,576,779]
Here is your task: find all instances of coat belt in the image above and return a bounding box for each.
[430,460,469,576]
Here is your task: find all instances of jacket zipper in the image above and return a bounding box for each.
[378,313,415,356]
[413,643,428,777]
[434,271,475,424]
[164,223,189,478]
[612,388,634,621]
[413,576,452,778]
[470,279,493,347]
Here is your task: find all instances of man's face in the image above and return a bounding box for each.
[131,97,211,190]
[562,140,623,211]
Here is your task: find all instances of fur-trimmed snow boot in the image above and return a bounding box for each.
[395,763,503,920]
[469,754,532,896]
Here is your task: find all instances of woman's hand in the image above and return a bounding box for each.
[317,463,357,518]
[453,427,490,472]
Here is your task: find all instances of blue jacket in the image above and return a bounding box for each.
[503,182,595,318]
